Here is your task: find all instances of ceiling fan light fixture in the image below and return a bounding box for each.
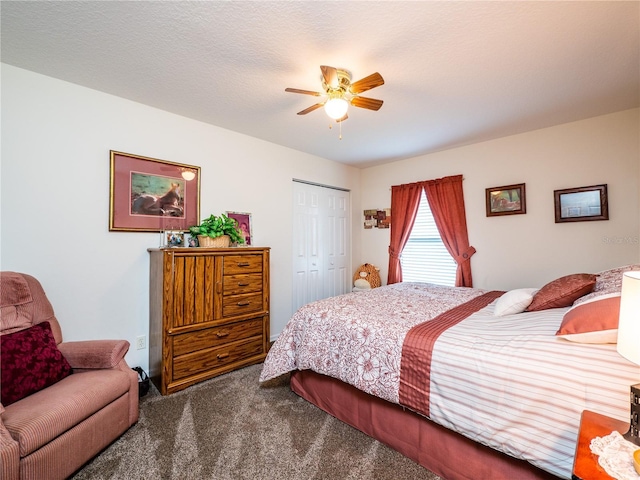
[286,65,384,128]
[324,96,349,120]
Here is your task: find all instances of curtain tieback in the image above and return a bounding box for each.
[388,246,400,260]
[454,246,476,264]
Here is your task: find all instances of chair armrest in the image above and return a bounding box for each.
[0,403,20,480]
[58,340,130,369]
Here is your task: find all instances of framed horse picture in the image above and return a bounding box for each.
[109,151,200,232]
[485,183,526,217]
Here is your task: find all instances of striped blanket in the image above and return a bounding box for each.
[399,290,504,417]
[259,282,640,479]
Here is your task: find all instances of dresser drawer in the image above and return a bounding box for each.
[222,292,263,317]
[173,337,264,380]
[223,273,263,296]
[223,255,263,275]
[172,319,263,357]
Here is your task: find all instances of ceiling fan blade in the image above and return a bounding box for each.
[349,72,384,94]
[336,113,348,123]
[351,96,384,111]
[285,88,322,96]
[320,65,339,89]
[297,103,324,115]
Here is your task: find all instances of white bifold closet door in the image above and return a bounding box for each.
[292,180,350,315]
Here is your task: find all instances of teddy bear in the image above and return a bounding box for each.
[352,263,382,291]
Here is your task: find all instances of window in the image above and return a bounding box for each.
[400,190,457,286]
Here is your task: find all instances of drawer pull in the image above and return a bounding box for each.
[237,301,251,307]
[217,352,230,360]
[236,262,250,267]
[237,282,250,287]
[216,330,230,338]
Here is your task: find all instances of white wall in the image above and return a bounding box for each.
[1,64,362,372]
[3,64,638,374]
[359,109,640,290]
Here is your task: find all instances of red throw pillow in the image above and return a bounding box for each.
[1,321,72,406]
[526,273,597,312]
[556,294,621,343]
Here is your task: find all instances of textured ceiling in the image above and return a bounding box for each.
[2,1,639,168]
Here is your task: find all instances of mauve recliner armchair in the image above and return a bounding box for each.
[0,272,138,480]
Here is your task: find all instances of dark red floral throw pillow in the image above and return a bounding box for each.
[1,321,72,406]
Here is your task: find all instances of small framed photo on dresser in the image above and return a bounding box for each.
[226,211,252,246]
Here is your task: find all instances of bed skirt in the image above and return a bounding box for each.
[290,369,560,480]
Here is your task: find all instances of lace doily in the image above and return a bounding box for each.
[590,431,640,480]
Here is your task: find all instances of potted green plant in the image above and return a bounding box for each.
[189,214,245,248]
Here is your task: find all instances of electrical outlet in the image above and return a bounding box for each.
[136,335,146,350]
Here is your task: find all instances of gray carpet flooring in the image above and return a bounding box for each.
[71,363,442,479]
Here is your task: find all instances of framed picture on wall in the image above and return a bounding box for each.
[485,183,526,217]
[554,184,608,223]
[109,151,201,232]
[226,211,252,245]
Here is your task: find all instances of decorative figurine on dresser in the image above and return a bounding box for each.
[148,246,270,394]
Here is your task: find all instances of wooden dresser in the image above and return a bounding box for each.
[148,247,270,395]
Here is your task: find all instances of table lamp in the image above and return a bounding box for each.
[617,271,640,446]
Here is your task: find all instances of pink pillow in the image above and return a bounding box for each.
[526,273,596,312]
[1,321,72,406]
[573,264,640,306]
[556,294,620,343]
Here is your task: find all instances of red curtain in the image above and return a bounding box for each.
[387,182,423,284]
[423,175,476,287]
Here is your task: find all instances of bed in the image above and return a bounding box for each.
[260,267,640,480]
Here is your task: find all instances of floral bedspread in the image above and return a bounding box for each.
[259,282,485,404]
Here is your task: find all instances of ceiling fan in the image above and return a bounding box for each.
[285,65,384,122]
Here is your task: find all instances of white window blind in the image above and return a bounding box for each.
[400,190,457,286]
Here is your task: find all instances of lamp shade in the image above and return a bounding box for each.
[324,97,349,120]
[617,271,640,366]
[181,170,196,181]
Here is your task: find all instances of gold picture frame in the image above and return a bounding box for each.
[109,151,200,232]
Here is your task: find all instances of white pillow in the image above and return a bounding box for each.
[494,288,538,316]
[556,329,618,344]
